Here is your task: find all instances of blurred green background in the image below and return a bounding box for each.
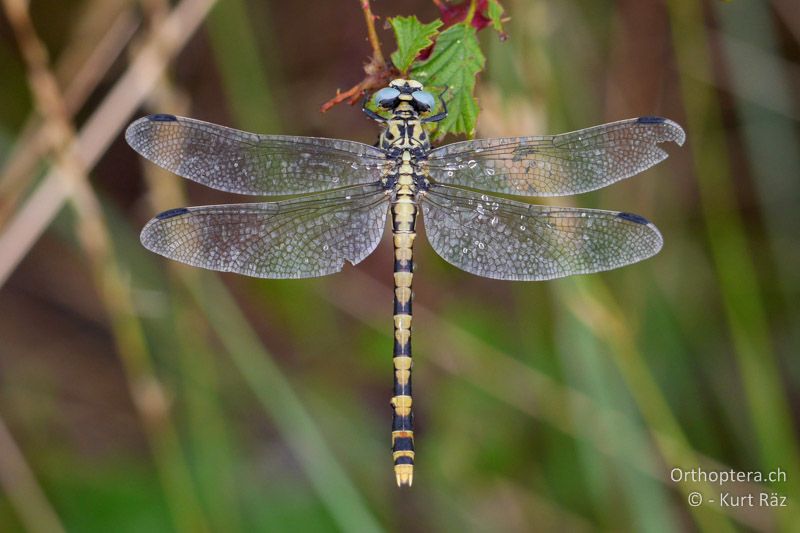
[1,0,798,531]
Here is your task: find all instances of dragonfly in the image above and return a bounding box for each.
[126,78,685,487]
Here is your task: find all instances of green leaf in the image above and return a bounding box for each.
[410,22,485,139]
[389,16,443,74]
[486,0,505,34]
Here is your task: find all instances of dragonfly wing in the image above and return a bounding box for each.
[126,115,390,195]
[420,185,662,281]
[424,117,685,197]
[141,184,390,278]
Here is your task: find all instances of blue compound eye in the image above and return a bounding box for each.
[373,87,401,107]
[411,90,435,111]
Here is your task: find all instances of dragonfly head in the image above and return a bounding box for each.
[374,79,435,114]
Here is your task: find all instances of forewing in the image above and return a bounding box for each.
[420,185,662,281]
[126,115,390,195]
[141,184,390,278]
[424,117,685,197]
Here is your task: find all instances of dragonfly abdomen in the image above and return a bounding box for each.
[390,167,417,486]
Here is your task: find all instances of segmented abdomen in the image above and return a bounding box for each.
[391,193,416,487]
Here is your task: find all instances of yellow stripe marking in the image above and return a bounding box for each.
[394,202,415,215]
[395,247,412,261]
[393,202,415,224]
[394,272,413,288]
[394,327,410,345]
[391,395,412,407]
[394,355,412,385]
[395,369,410,385]
[393,314,412,330]
[394,233,415,248]
[395,464,414,487]
[391,430,414,443]
[391,395,412,416]
[393,451,415,460]
[393,356,412,370]
[395,287,412,305]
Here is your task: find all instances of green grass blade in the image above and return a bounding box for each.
[185,274,382,532]
[205,0,279,132]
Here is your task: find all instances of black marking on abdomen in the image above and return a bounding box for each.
[393,436,414,451]
[393,336,411,357]
[393,377,412,397]
[392,411,413,430]
[394,259,412,272]
[393,297,411,316]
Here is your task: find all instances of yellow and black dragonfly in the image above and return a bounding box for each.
[126,79,685,487]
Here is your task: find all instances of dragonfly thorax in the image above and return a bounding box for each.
[373,79,436,158]
[380,113,430,157]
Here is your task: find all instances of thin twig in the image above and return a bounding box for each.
[465,0,478,22]
[320,79,375,113]
[0,7,139,225]
[320,0,395,112]
[360,0,385,66]
[0,0,216,287]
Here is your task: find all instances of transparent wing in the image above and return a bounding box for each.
[424,117,685,197]
[420,185,662,281]
[126,114,390,195]
[141,184,389,278]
